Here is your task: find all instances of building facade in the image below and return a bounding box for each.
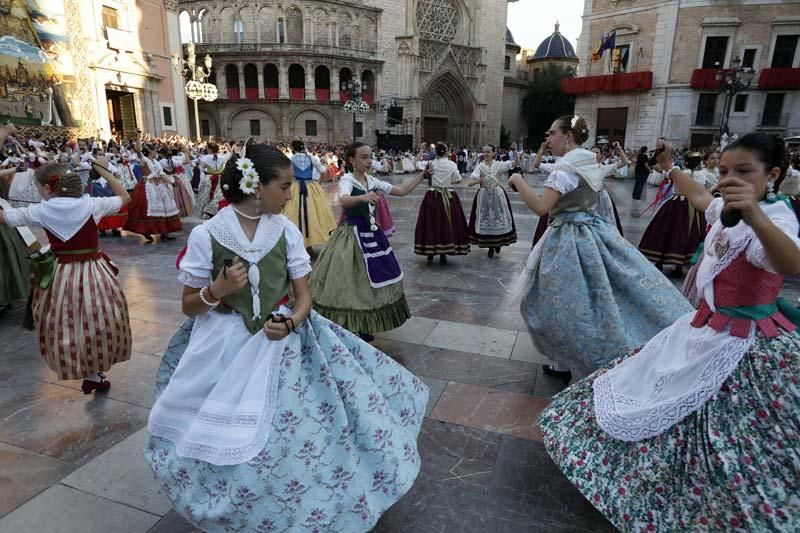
[179,0,516,146]
[565,0,800,149]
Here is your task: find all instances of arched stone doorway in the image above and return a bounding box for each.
[421,72,474,146]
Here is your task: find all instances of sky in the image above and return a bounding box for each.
[506,0,584,53]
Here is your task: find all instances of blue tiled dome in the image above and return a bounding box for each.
[533,22,577,60]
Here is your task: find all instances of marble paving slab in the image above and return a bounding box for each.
[0,442,74,517]
[424,321,518,359]
[429,383,549,441]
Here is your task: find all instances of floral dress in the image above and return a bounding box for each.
[145,207,427,532]
[539,196,800,532]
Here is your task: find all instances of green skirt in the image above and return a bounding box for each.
[311,224,410,333]
[0,225,29,307]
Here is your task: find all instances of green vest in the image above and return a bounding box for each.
[210,232,290,335]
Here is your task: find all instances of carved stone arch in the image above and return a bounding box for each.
[288,105,332,128]
[292,108,332,142]
[420,69,476,145]
[285,5,304,44]
[362,16,378,52]
[312,7,331,46]
[226,107,280,139]
[337,11,353,48]
[608,23,639,36]
[259,5,277,42]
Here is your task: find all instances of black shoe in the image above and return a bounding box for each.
[111,229,122,237]
[439,255,448,265]
[427,255,434,264]
[358,332,375,342]
[161,234,176,241]
[488,248,495,258]
[144,234,154,243]
[542,364,573,385]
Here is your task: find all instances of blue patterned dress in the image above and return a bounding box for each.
[144,210,427,532]
[517,167,692,377]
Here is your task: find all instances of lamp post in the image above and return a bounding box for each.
[715,56,755,140]
[172,41,218,141]
[342,79,370,143]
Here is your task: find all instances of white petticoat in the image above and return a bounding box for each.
[145,180,179,218]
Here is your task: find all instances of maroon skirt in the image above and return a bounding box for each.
[414,189,470,256]
[123,181,182,236]
[468,188,517,248]
[97,204,128,231]
[638,195,706,267]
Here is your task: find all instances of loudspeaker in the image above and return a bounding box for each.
[387,106,403,126]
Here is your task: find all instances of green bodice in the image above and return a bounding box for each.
[344,187,369,220]
[210,232,290,334]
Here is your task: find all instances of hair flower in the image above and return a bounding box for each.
[235,156,260,195]
[570,115,580,130]
[236,157,254,173]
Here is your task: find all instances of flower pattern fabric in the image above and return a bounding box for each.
[540,331,800,532]
[145,313,428,533]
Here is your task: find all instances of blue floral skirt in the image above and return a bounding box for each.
[521,212,692,376]
[144,312,428,532]
[539,331,800,532]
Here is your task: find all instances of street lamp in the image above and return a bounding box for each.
[342,79,370,143]
[715,56,755,139]
[172,41,218,141]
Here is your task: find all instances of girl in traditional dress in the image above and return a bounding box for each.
[508,116,691,383]
[145,142,427,533]
[124,145,182,243]
[539,133,800,532]
[0,161,132,393]
[7,150,46,207]
[638,150,708,277]
[414,142,470,264]
[696,150,721,189]
[467,144,517,257]
[283,140,337,251]
[532,143,627,246]
[159,147,195,218]
[311,142,428,341]
[779,154,800,216]
[88,152,128,237]
[196,144,228,218]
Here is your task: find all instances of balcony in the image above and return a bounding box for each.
[227,88,240,99]
[264,87,279,100]
[289,88,305,100]
[690,68,728,90]
[245,88,259,100]
[561,71,653,96]
[758,68,800,90]
[190,40,379,62]
[315,89,330,101]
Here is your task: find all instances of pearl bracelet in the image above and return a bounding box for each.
[199,286,220,307]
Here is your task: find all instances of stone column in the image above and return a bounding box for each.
[217,65,227,99]
[279,60,289,99]
[257,64,265,98]
[237,62,245,98]
[305,62,315,100]
[330,66,340,102]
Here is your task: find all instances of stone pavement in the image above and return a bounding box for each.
[1,174,798,533]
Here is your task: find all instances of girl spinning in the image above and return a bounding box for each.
[145,141,427,532]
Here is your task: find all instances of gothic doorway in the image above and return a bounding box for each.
[421,71,474,146]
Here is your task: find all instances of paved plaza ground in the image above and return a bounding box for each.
[1,173,798,532]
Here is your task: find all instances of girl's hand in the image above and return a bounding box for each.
[718,176,765,225]
[361,192,380,205]
[655,142,674,170]
[508,173,524,189]
[264,318,290,341]
[539,140,548,151]
[210,257,248,298]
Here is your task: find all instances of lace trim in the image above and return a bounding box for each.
[593,324,754,442]
[205,209,286,265]
[147,324,295,465]
[144,181,179,218]
[696,233,753,309]
[178,271,210,289]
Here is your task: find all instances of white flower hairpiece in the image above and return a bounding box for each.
[571,115,580,130]
[235,152,260,195]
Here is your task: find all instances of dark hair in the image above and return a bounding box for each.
[291,140,305,153]
[553,115,589,145]
[220,141,291,203]
[639,146,648,154]
[723,133,789,188]
[435,142,448,157]
[703,150,719,162]
[344,141,369,172]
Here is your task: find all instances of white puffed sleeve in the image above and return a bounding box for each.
[178,224,213,288]
[543,170,580,195]
[746,202,800,272]
[338,178,354,197]
[284,222,312,280]
[370,177,394,195]
[449,160,462,182]
[704,196,724,227]
[497,160,514,173]
[90,196,123,219]
[1,203,41,228]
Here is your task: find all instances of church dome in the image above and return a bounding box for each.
[533,22,577,60]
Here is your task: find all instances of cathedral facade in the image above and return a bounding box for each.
[179,0,515,147]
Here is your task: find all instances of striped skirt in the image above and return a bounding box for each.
[33,258,132,380]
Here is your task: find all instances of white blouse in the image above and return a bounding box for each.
[428,158,462,188]
[4,195,123,242]
[338,173,393,197]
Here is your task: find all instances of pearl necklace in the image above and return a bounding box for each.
[232,206,262,221]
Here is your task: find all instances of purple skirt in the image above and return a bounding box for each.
[638,196,706,267]
[414,189,470,256]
